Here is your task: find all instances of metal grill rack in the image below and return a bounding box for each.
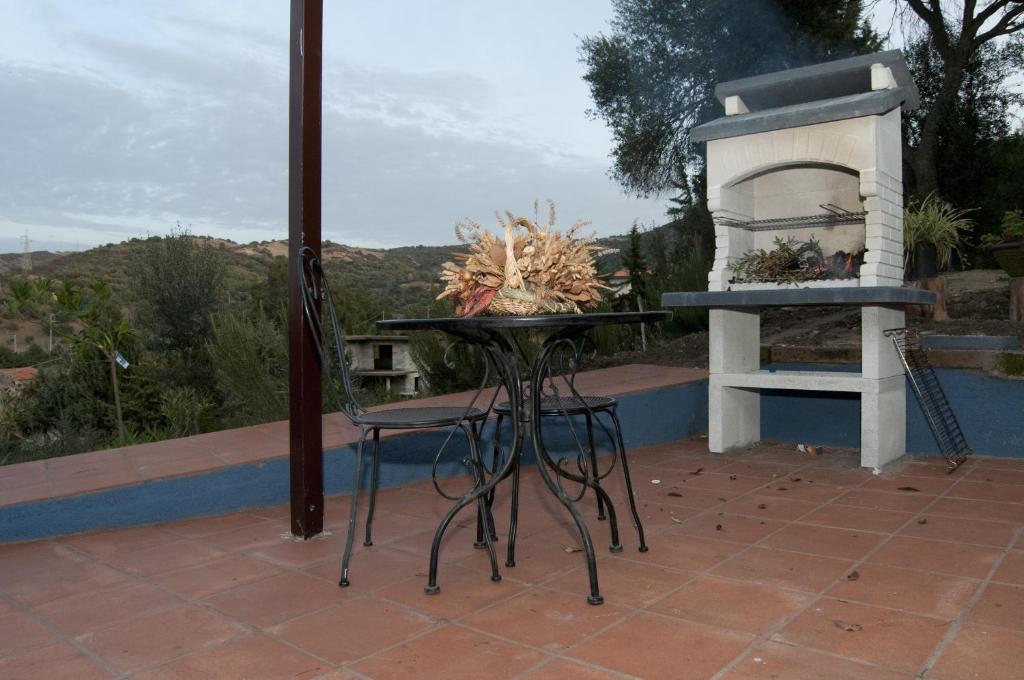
[885,328,972,472]
[718,204,867,232]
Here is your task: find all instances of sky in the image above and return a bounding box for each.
[0,0,675,253]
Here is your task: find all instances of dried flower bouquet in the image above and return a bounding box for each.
[437,201,607,317]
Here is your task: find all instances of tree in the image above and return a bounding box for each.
[904,34,1024,239]
[579,0,880,199]
[898,1,1024,197]
[133,228,225,381]
[623,222,648,303]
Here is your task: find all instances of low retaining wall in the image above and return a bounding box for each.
[762,363,1024,457]
[0,380,708,543]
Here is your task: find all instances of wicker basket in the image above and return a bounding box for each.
[481,224,578,316]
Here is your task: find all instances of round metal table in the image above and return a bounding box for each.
[379,311,671,604]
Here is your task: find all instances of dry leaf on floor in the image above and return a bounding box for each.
[833,620,863,632]
[667,491,684,497]
[561,545,583,553]
[917,518,928,525]
[898,486,921,492]
[690,467,704,476]
[843,570,860,581]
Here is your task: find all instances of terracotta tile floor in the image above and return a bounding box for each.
[2,439,1023,679]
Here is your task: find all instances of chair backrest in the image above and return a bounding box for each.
[297,246,364,420]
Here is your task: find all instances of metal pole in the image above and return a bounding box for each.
[287,0,324,539]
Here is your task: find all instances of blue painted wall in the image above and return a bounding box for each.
[0,381,708,543]
[3,366,1018,544]
[761,363,1024,458]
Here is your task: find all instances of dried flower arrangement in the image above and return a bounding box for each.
[730,236,866,284]
[437,201,607,316]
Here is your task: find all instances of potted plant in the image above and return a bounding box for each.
[982,209,1024,278]
[982,209,1024,321]
[903,193,974,279]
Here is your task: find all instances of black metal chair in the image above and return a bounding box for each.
[490,338,648,567]
[297,246,500,587]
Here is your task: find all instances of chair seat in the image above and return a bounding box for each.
[354,405,488,428]
[493,395,617,417]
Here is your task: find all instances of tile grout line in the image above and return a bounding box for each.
[917,523,1024,679]
[708,460,979,679]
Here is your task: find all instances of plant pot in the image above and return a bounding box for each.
[907,242,938,281]
[991,239,1024,278]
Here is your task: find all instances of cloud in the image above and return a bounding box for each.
[0,23,665,250]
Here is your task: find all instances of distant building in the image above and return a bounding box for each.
[0,366,38,397]
[345,336,420,397]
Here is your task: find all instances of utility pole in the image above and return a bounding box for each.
[20,231,31,273]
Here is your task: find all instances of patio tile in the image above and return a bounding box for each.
[860,474,956,496]
[0,641,113,680]
[649,575,811,635]
[77,603,244,673]
[150,554,282,599]
[376,564,525,620]
[968,583,1024,631]
[159,511,267,538]
[304,546,425,591]
[547,557,691,607]
[759,523,885,561]
[674,512,787,545]
[567,612,752,680]
[518,658,623,679]
[103,538,226,577]
[947,480,1024,504]
[135,634,327,680]
[0,482,54,506]
[927,496,1024,524]
[32,581,182,636]
[63,524,181,559]
[716,494,820,521]
[717,459,808,479]
[0,553,127,607]
[350,624,546,679]
[833,488,936,513]
[897,514,1018,548]
[798,504,914,533]
[774,598,949,673]
[204,572,350,628]
[0,600,60,655]
[993,550,1024,585]
[250,533,344,569]
[722,642,911,679]
[711,547,854,593]
[270,597,438,664]
[619,533,744,572]
[197,519,291,552]
[755,480,849,504]
[461,586,628,651]
[385,525,486,565]
[867,536,1003,579]
[456,528,587,585]
[967,466,1024,485]
[929,624,1024,680]
[826,563,981,619]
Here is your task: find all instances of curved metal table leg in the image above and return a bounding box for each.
[363,427,381,546]
[528,337,604,605]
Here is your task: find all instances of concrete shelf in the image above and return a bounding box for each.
[711,369,865,392]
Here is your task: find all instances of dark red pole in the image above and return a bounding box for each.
[287,0,324,538]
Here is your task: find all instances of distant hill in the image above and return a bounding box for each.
[0,229,644,319]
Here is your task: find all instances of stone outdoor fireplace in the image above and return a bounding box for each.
[664,50,935,471]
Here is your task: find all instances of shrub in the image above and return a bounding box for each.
[903,193,974,271]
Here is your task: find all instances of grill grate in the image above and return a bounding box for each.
[718,204,867,232]
[885,328,972,472]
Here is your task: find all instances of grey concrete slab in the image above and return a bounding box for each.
[661,286,936,308]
